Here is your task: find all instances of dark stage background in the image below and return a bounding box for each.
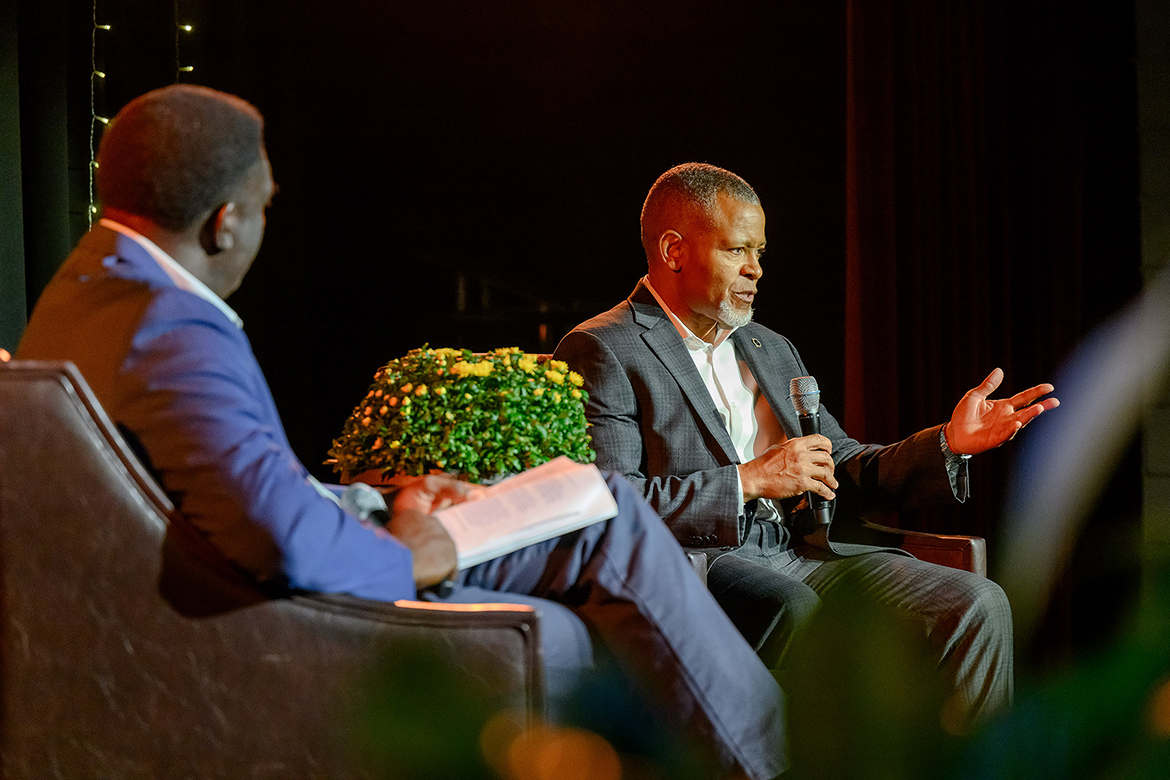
[9,0,1144,666]
[193,0,851,491]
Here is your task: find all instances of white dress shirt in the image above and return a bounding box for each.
[643,277,786,513]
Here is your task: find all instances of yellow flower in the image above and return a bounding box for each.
[464,393,473,401]
[434,386,446,395]
[545,369,565,385]
[472,361,492,377]
[550,359,569,372]
[518,357,538,373]
[415,384,428,396]
[572,389,582,400]
[390,440,401,449]
[402,397,410,406]
[568,371,584,387]
[553,392,562,402]
[451,361,473,377]
[533,387,544,397]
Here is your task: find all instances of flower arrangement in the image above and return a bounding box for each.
[327,346,595,484]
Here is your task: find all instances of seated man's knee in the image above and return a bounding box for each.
[711,566,821,668]
[966,576,1013,635]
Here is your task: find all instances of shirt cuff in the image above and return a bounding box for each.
[940,425,971,503]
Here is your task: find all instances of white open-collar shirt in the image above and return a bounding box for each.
[644,277,787,511]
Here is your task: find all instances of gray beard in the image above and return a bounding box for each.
[718,299,754,330]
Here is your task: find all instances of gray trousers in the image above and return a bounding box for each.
[433,474,788,780]
[707,519,1013,731]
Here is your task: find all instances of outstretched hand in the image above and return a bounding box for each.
[945,368,1059,456]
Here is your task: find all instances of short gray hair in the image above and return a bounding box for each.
[640,162,759,253]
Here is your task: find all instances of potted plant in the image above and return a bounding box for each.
[327,346,595,485]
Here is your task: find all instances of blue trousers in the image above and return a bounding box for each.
[433,473,787,780]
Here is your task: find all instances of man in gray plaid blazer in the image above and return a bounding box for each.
[554,162,1058,732]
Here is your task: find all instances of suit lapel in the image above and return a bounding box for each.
[629,282,742,463]
[732,328,802,440]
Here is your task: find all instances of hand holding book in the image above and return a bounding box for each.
[433,457,618,570]
[388,474,472,587]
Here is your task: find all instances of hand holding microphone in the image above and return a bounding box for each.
[789,376,834,527]
[341,481,458,592]
[736,376,837,506]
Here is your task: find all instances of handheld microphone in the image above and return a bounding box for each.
[341,481,455,597]
[340,482,391,528]
[789,376,833,527]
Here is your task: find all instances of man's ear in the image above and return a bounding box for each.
[659,230,684,272]
[198,203,237,256]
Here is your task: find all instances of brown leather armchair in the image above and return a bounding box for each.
[0,361,544,777]
[841,520,987,576]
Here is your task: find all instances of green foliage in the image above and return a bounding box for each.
[327,346,595,484]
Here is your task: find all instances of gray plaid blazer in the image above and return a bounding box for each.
[554,278,962,555]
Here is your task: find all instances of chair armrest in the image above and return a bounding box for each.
[686,551,708,585]
[289,593,546,719]
[854,521,987,576]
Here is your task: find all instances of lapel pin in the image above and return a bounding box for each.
[751,338,762,348]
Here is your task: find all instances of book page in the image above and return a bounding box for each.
[434,457,618,569]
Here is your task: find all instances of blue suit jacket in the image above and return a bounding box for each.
[18,226,416,600]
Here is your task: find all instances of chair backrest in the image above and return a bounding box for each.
[0,361,542,777]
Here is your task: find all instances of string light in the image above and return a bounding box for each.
[175,2,194,80]
[88,3,200,222]
[89,1,111,227]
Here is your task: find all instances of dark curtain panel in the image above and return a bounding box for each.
[845,0,1141,661]
[0,0,26,353]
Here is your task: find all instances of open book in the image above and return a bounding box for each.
[434,456,618,569]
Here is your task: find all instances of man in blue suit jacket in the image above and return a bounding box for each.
[18,87,787,780]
